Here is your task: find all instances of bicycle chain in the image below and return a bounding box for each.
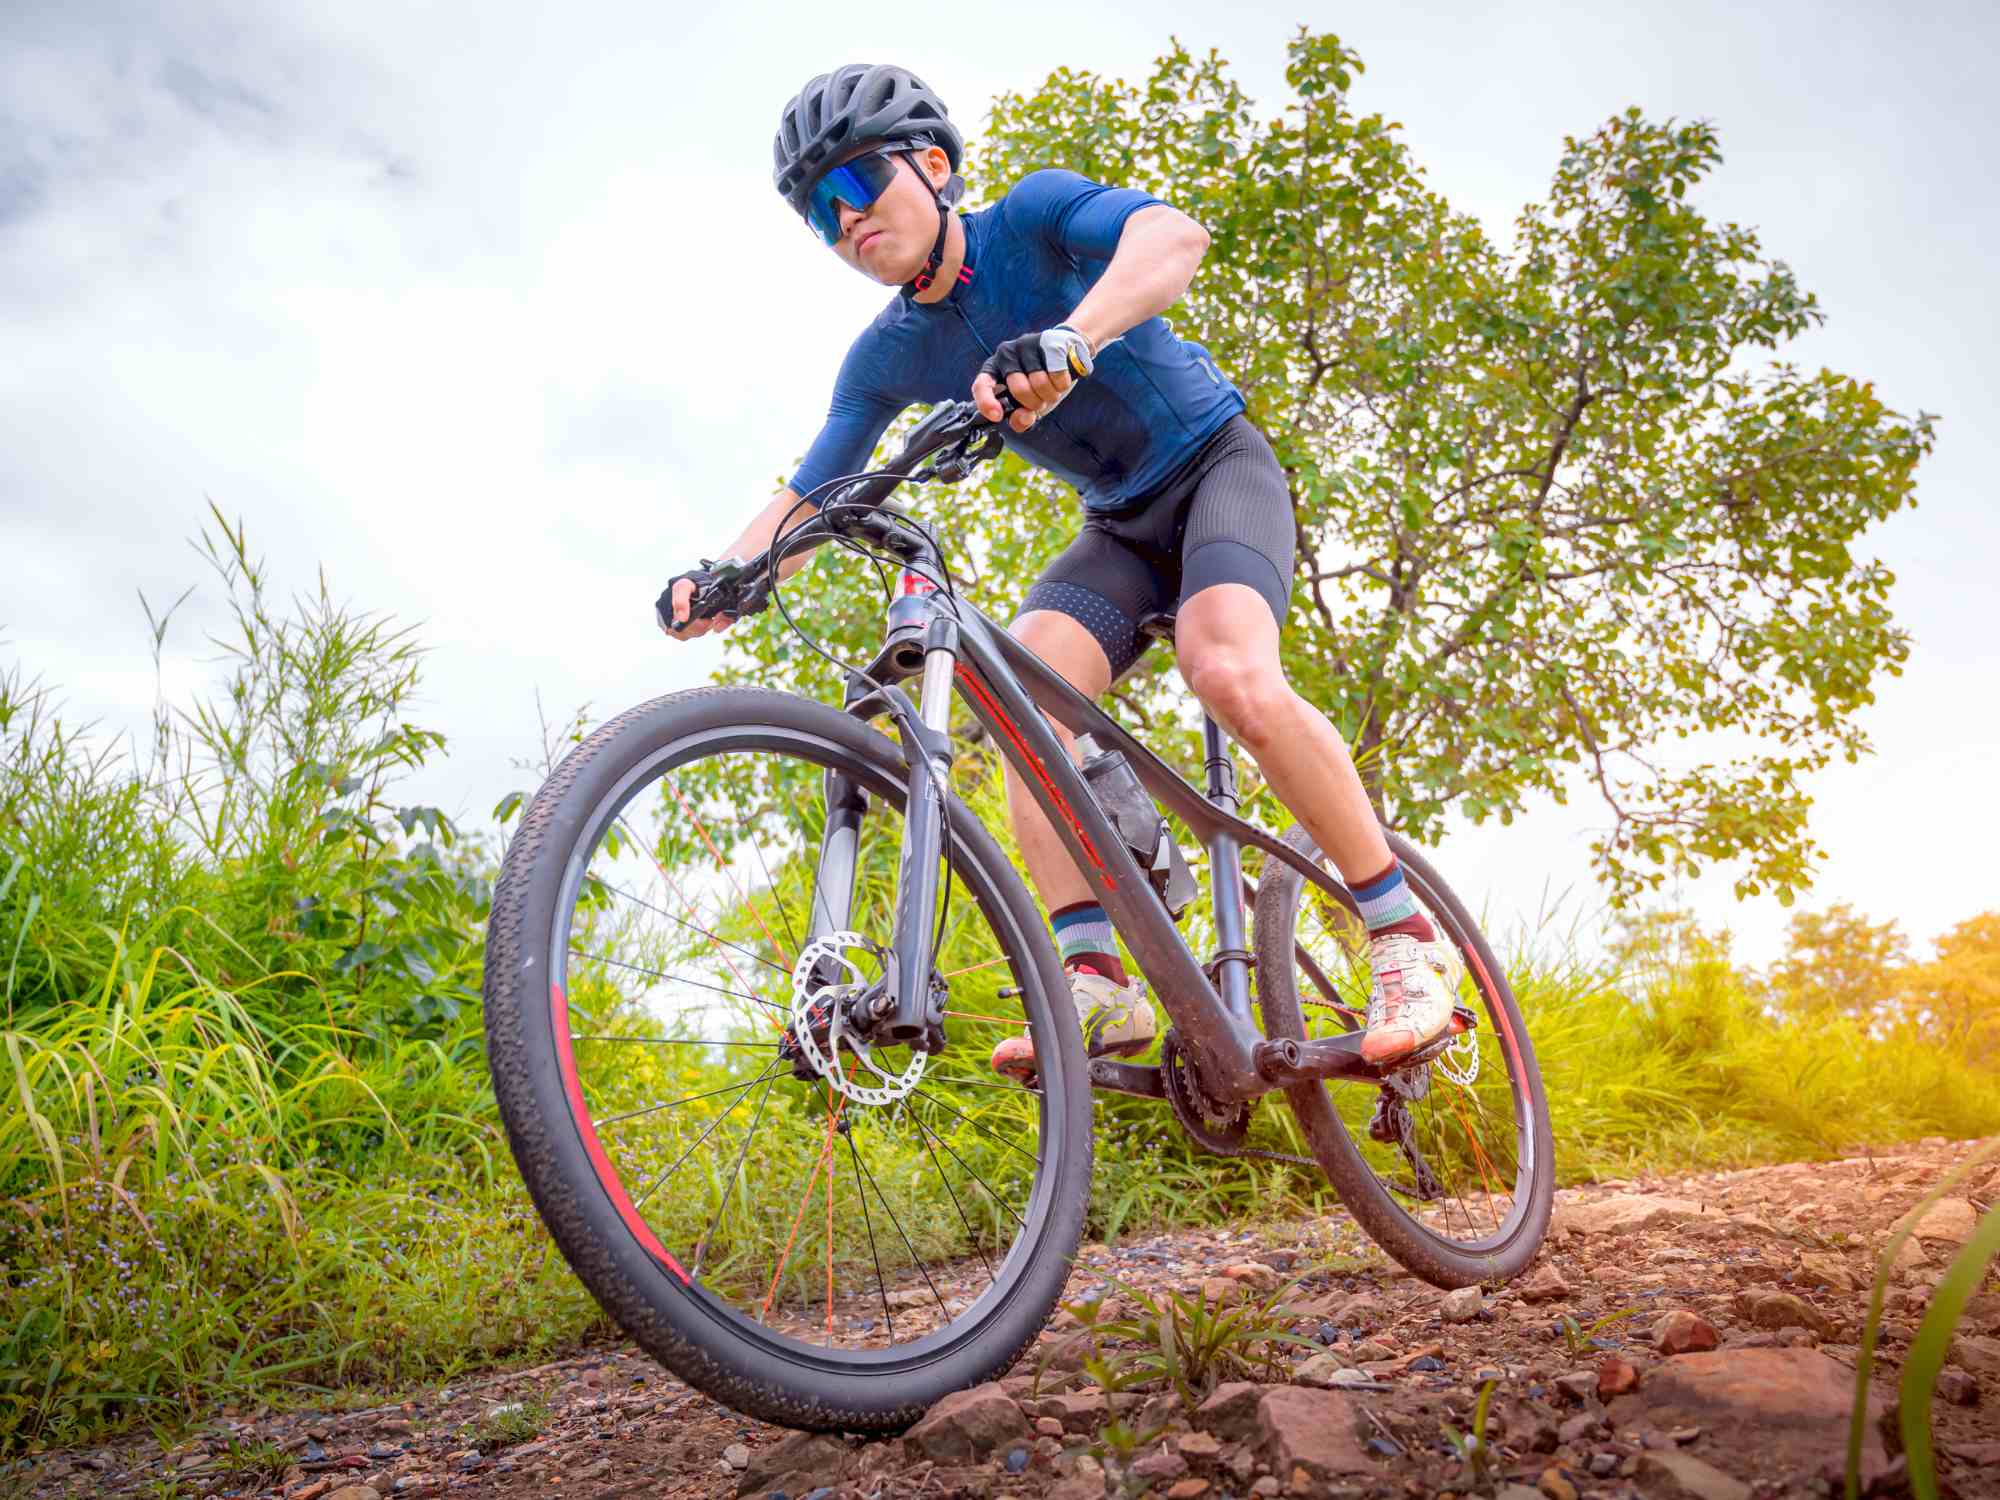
[1165,991,1445,1176]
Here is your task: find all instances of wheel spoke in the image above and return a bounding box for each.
[597,1070,776,1130]
[911,1088,1041,1166]
[574,1034,779,1050]
[654,779,795,968]
[910,1111,1026,1232]
[567,949,784,1016]
[630,1059,787,1212]
[693,1067,783,1277]
[844,1123,897,1342]
[600,878,791,977]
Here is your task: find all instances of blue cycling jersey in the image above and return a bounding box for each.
[788,169,1246,516]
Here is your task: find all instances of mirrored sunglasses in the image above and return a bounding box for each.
[803,148,906,246]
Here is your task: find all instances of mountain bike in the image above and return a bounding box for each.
[482,396,1553,1434]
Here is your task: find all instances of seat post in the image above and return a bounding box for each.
[1202,715,1238,810]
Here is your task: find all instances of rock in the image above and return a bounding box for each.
[1655,1310,1720,1355]
[323,1489,382,1500]
[1794,1252,1856,1294]
[1250,1478,1282,1498]
[1947,1440,2000,1465]
[1937,1367,1979,1406]
[1558,1195,1708,1236]
[1441,1286,1484,1323]
[720,1444,750,1471]
[1253,1387,1375,1480]
[1033,1416,1063,1438]
[906,1384,1032,1463]
[1640,1348,1888,1479]
[1890,1196,1980,1244]
[1332,1291,1386,1325]
[1746,1291,1832,1338]
[1952,1335,2000,1384]
[1131,1448,1189,1483]
[1633,1449,1750,1500]
[1557,1412,1599,1445]
[1167,1480,1210,1500]
[1519,1266,1571,1303]
[1199,1275,1245,1306]
[1885,1236,1928,1278]
[1177,1431,1222,1461]
[1040,1391,1108,1432]
[1538,1465,1580,1500]
[1294,1351,1364,1388]
[738,1432,850,1495]
[1596,1358,1639,1398]
[1222,1262,1280,1290]
[1553,1371,1597,1403]
[1193,1382,1268,1441]
[1588,1451,1619,1477]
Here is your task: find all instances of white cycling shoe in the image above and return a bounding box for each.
[990,966,1156,1083]
[1359,932,1463,1065]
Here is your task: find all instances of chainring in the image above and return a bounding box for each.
[1160,1030,1253,1155]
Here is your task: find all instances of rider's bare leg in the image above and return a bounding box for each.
[1172,583,1391,881]
[1003,609,1112,912]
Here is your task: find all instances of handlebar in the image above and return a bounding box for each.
[663,389,1018,634]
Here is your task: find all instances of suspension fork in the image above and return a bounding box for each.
[865,610,960,1046]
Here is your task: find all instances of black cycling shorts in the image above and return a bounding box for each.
[1014,415,1295,678]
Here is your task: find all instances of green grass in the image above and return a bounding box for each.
[4,512,1997,1457]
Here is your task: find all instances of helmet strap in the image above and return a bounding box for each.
[903,151,971,298]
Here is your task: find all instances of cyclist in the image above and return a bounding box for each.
[659,64,1460,1075]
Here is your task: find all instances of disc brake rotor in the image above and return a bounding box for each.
[787,932,927,1107]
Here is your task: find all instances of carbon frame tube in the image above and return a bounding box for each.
[947,608,1277,1102]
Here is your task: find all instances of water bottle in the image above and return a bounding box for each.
[1075,735,1198,919]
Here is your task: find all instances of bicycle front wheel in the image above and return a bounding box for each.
[483,686,1090,1431]
[1253,827,1554,1286]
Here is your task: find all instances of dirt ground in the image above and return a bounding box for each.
[16,1136,2000,1500]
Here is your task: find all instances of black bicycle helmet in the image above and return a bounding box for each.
[772,64,964,217]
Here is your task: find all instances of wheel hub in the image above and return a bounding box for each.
[786,932,928,1106]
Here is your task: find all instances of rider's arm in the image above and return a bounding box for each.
[974,170,1209,427]
[1012,167,1210,351]
[1059,204,1209,354]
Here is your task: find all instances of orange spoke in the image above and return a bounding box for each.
[660,776,795,969]
[941,956,1009,979]
[943,1010,1027,1027]
[762,1117,836,1323]
[1448,1089,1503,1233]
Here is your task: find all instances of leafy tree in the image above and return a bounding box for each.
[1765,901,1908,1025]
[1895,912,2000,1062]
[724,31,1933,905]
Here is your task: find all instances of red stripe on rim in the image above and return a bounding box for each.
[551,982,692,1285]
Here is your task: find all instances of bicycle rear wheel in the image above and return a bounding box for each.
[1253,827,1553,1286]
[483,686,1090,1431]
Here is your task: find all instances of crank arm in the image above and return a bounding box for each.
[1252,1007,1477,1088]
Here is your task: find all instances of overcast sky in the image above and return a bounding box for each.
[4,0,1993,965]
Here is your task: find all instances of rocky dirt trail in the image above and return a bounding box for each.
[20,1137,2000,1500]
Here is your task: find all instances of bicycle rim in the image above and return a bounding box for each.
[540,721,1074,1369]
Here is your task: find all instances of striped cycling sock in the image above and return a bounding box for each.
[1352,859,1438,943]
[1050,900,1128,986]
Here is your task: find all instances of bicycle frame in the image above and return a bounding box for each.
[733,400,1406,1106]
[810,553,1374,1105]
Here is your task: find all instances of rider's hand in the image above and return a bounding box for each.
[656,570,735,641]
[974,325,1095,434]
